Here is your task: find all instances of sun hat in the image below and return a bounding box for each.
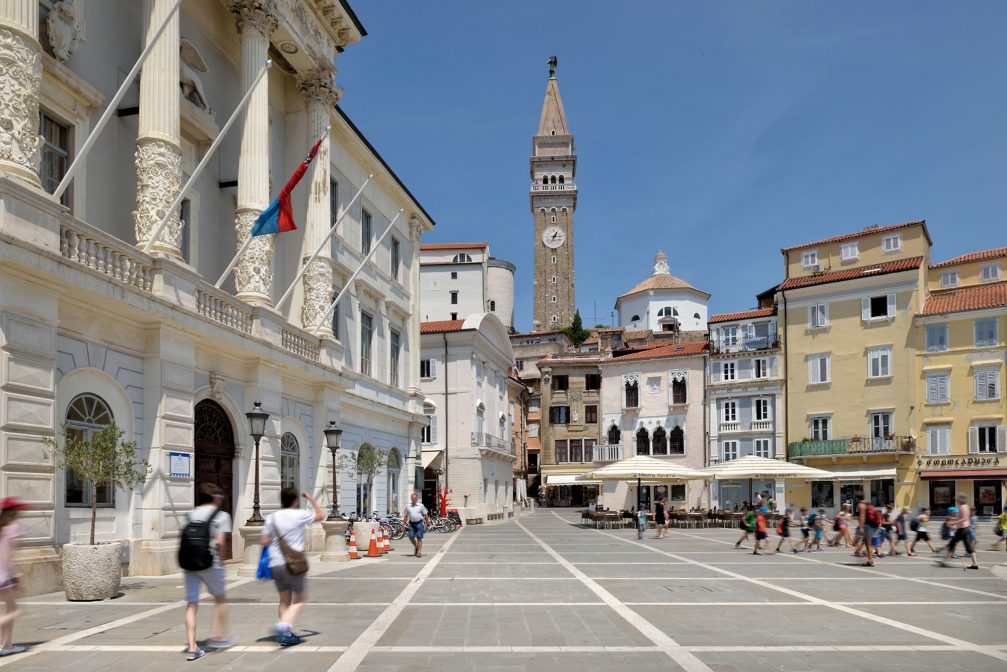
[0,497,29,511]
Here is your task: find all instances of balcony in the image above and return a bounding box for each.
[711,337,779,355]
[593,443,623,463]
[788,436,916,459]
[751,420,773,431]
[719,422,739,433]
[472,432,515,458]
[530,183,577,193]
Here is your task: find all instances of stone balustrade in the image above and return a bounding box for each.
[60,220,155,291]
[196,286,253,334]
[282,327,321,362]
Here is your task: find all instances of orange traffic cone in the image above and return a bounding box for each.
[366,526,380,557]
[380,527,389,554]
[348,529,359,560]
[385,527,394,552]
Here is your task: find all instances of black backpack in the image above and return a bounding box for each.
[178,508,222,571]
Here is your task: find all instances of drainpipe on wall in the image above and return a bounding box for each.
[442,333,450,492]
[780,289,789,510]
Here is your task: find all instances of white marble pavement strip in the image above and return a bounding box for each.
[325,527,464,672]
[566,514,1007,666]
[666,526,1007,600]
[515,520,715,672]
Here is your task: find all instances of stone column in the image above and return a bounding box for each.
[0,0,43,187]
[133,0,182,257]
[229,0,277,304]
[296,69,341,335]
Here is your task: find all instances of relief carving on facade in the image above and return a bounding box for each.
[132,138,182,253]
[180,38,210,112]
[296,68,342,108]
[228,0,280,38]
[234,208,273,302]
[46,0,85,63]
[301,258,333,335]
[408,218,423,243]
[0,27,42,179]
[669,369,688,382]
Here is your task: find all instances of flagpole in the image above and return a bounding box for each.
[54,0,183,202]
[214,232,256,289]
[143,59,271,255]
[312,209,404,333]
[274,172,373,310]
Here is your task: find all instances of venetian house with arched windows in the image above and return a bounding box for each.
[0,0,433,594]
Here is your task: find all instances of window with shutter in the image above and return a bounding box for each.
[972,425,1000,453]
[927,425,950,455]
[808,304,828,329]
[974,318,998,348]
[975,368,999,401]
[927,372,950,403]
[926,324,948,352]
[808,354,829,384]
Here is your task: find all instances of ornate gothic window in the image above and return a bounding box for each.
[669,426,685,454]
[65,394,114,507]
[636,427,650,456]
[280,433,299,491]
[652,427,668,455]
[607,425,621,445]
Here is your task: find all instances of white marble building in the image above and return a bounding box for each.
[616,251,710,334]
[419,242,515,331]
[597,342,709,511]
[419,314,516,522]
[0,0,434,593]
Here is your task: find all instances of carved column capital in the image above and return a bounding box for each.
[0,25,42,185]
[296,68,342,108]
[133,138,183,254]
[228,0,279,37]
[234,208,273,304]
[408,217,423,243]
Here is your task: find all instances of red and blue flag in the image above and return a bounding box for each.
[251,133,326,237]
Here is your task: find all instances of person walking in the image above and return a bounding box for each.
[894,506,911,556]
[404,493,428,557]
[858,496,879,567]
[798,507,811,552]
[829,504,852,547]
[940,495,979,570]
[775,508,796,553]
[735,506,756,548]
[753,506,768,555]
[261,488,324,646]
[908,507,936,556]
[991,505,1007,552]
[181,484,232,661]
[654,499,667,539]
[0,498,29,658]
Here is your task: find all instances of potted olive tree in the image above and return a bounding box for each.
[44,423,150,601]
[340,442,388,515]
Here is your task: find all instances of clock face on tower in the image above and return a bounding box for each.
[542,226,566,248]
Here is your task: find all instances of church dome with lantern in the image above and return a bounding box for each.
[615,251,710,333]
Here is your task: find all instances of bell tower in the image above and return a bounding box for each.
[531,56,577,331]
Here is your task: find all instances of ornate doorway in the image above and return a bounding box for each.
[194,399,235,560]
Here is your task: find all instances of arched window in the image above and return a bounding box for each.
[673,308,679,316]
[65,393,114,506]
[551,315,559,323]
[694,313,701,320]
[387,448,401,514]
[636,428,650,456]
[672,378,687,404]
[542,176,548,185]
[550,175,557,184]
[356,443,377,516]
[280,432,299,491]
[652,427,668,455]
[657,307,673,318]
[558,175,564,184]
[489,300,496,312]
[669,426,685,454]
[452,253,472,263]
[630,315,641,322]
[607,425,621,445]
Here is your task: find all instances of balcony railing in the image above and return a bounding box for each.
[788,435,916,459]
[60,220,154,291]
[593,443,623,463]
[472,432,515,456]
[711,337,779,354]
[751,420,772,431]
[530,183,577,192]
[720,422,739,432]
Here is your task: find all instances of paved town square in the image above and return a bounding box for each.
[3,512,1006,672]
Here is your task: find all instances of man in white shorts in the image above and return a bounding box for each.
[183,483,232,661]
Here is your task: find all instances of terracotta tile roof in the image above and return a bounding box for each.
[781,220,931,252]
[420,319,466,334]
[931,246,1007,269]
[617,274,709,301]
[708,306,776,324]
[778,257,923,290]
[623,329,653,341]
[419,242,487,251]
[581,336,599,345]
[511,329,567,338]
[604,340,709,363]
[537,356,603,366]
[920,281,1007,316]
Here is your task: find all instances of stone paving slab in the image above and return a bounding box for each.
[629,604,937,646]
[1,602,163,646]
[429,563,574,579]
[226,575,411,604]
[577,563,737,579]
[357,651,679,672]
[695,649,1007,672]
[594,578,797,603]
[854,603,1007,645]
[412,578,597,604]
[762,577,1004,603]
[12,650,345,672]
[378,605,652,647]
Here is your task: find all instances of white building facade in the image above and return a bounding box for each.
[598,343,709,510]
[707,307,785,510]
[0,0,433,594]
[419,242,515,331]
[419,314,516,522]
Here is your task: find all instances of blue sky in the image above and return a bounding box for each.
[338,3,1007,332]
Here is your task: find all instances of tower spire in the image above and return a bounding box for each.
[536,60,570,138]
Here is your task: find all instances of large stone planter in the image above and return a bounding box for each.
[320,520,349,562]
[62,542,123,601]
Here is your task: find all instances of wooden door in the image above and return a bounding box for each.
[193,400,236,560]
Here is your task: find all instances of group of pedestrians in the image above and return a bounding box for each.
[730,495,1005,570]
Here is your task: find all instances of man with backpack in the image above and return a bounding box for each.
[179,483,232,661]
[857,496,881,567]
[735,506,757,548]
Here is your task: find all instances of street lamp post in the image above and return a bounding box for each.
[323,421,343,521]
[245,401,269,525]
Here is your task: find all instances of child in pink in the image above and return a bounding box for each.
[0,497,29,658]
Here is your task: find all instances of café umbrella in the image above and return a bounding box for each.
[579,455,707,512]
[700,455,833,509]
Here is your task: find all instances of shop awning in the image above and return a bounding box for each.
[810,465,897,481]
[546,474,600,485]
[919,469,1007,481]
[421,450,443,469]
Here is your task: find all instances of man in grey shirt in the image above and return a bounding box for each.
[404,493,428,558]
[183,483,232,661]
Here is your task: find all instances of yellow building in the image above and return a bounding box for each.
[780,221,932,514]
[907,247,1007,515]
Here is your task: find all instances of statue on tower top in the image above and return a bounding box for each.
[548,55,558,78]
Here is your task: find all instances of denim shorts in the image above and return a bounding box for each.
[408,521,425,541]
[184,566,226,603]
